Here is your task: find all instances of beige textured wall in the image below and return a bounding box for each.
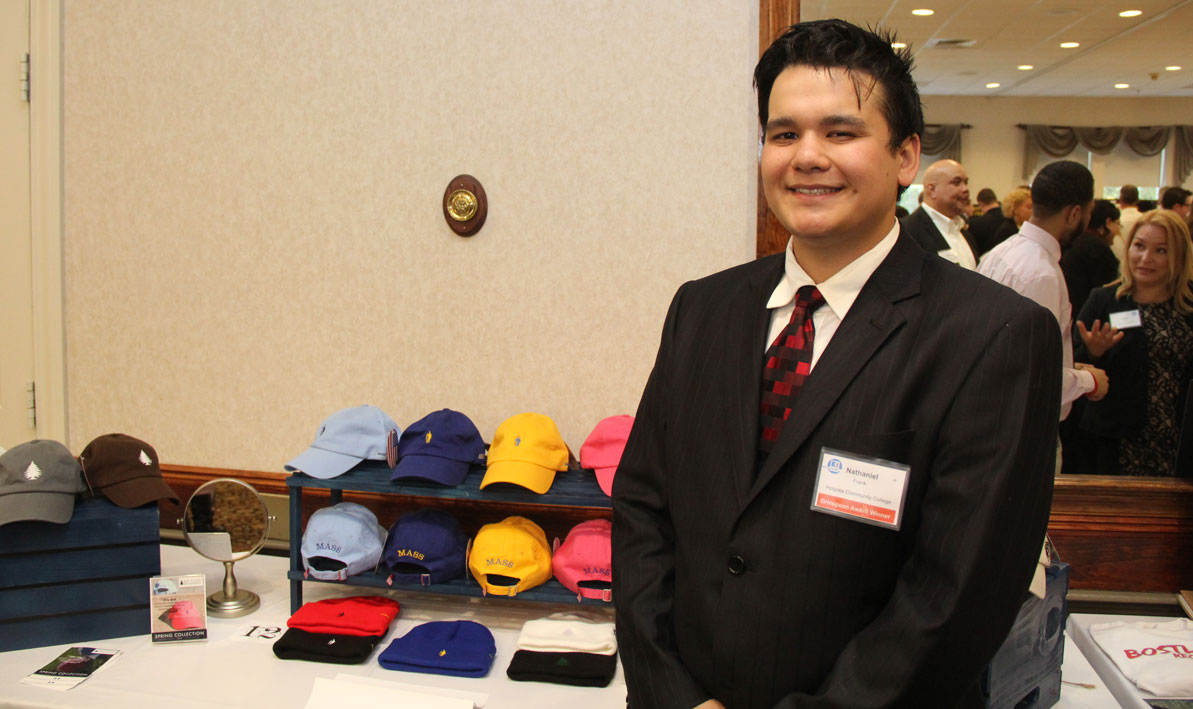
[62,1,759,470]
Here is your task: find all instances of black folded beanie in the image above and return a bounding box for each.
[505,650,617,687]
[272,627,384,665]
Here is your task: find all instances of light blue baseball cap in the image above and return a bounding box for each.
[285,405,401,480]
[300,502,387,581]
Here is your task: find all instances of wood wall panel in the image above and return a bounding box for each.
[756,0,798,258]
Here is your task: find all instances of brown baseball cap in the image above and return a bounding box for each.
[79,434,180,508]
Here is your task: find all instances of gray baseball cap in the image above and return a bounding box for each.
[0,440,85,526]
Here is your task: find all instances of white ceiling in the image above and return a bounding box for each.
[800,0,1193,96]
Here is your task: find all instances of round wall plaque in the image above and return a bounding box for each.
[442,175,487,236]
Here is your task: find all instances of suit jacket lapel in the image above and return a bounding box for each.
[743,236,924,509]
[725,255,785,507]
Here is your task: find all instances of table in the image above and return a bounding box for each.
[0,544,623,708]
[0,544,1161,708]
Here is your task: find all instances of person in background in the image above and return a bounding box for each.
[1118,184,1142,236]
[969,187,1005,255]
[991,186,1032,247]
[1062,199,1122,319]
[1075,210,1193,477]
[978,160,1108,423]
[900,159,978,268]
[1160,186,1192,222]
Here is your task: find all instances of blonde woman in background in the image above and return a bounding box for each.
[1073,210,1193,476]
[990,186,1032,250]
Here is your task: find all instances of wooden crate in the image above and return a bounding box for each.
[0,496,161,652]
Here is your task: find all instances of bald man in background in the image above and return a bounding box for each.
[901,159,979,269]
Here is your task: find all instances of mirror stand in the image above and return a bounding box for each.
[179,477,273,619]
[207,559,261,618]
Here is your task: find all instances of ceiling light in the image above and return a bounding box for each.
[1018,65,1034,70]
[1060,42,1080,48]
[911,9,935,16]
[986,82,1001,88]
[1114,83,1129,89]
[1119,10,1142,17]
[1166,65,1182,71]
[891,42,907,49]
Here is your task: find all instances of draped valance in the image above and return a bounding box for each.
[1021,124,1193,183]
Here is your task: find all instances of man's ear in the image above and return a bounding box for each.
[897,134,921,189]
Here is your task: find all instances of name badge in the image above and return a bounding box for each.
[811,447,910,530]
[1109,310,1142,330]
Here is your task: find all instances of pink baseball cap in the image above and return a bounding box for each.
[551,519,612,602]
[167,600,202,630]
[579,415,634,496]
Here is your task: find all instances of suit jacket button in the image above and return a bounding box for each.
[728,556,746,575]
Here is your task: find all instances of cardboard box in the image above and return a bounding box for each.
[983,561,1070,708]
[0,496,161,652]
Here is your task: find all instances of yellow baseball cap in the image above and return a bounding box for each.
[479,413,569,494]
[468,516,553,596]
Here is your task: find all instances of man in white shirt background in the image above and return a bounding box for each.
[900,159,979,269]
[978,160,1109,422]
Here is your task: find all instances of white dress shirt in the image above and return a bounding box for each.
[977,221,1094,420]
[924,203,977,270]
[765,222,899,371]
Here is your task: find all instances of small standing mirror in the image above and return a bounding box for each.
[179,478,273,618]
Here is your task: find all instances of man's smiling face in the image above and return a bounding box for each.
[760,65,918,260]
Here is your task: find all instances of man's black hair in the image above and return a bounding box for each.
[1031,161,1094,218]
[1119,185,1139,205]
[1088,199,1120,232]
[1161,186,1191,210]
[753,19,924,155]
[976,188,998,204]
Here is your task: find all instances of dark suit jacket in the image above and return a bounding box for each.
[969,207,1010,256]
[1061,233,1120,321]
[1074,287,1193,458]
[612,234,1061,708]
[900,206,978,264]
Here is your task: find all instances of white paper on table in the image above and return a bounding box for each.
[305,675,484,709]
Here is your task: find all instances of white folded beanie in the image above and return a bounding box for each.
[516,613,617,656]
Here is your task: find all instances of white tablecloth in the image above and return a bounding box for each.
[0,544,623,708]
[0,544,1166,708]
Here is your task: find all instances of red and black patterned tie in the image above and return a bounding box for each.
[758,285,825,457]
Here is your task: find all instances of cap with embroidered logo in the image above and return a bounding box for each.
[79,433,180,508]
[579,415,634,496]
[378,620,496,678]
[300,502,387,581]
[391,409,486,486]
[285,405,401,480]
[0,440,85,526]
[467,515,553,596]
[480,413,569,494]
[552,519,612,602]
[382,508,468,585]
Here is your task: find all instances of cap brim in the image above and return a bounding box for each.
[285,447,362,479]
[593,466,615,496]
[390,454,470,486]
[479,460,556,494]
[101,476,180,508]
[0,491,75,525]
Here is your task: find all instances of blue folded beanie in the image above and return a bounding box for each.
[378,620,496,678]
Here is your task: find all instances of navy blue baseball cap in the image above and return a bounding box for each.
[382,508,467,585]
[390,409,486,486]
[377,620,496,678]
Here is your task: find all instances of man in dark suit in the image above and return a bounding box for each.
[612,19,1061,709]
[969,187,1007,255]
[900,159,979,268]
